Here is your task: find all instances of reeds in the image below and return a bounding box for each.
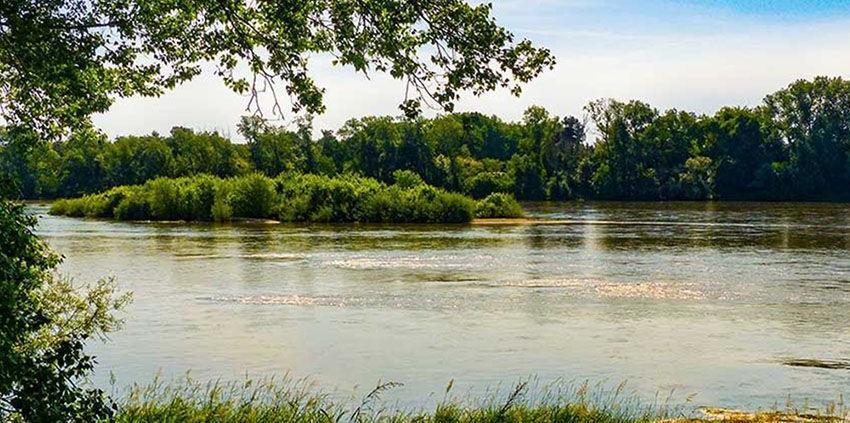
[113,376,674,423]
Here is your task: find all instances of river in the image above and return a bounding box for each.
[30,202,850,410]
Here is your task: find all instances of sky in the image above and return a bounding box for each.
[93,0,850,140]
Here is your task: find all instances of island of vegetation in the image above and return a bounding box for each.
[49,172,524,223]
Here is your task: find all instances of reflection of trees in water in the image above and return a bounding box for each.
[583,222,850,252]
[526,201,850,251]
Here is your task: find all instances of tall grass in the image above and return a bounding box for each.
[49,172,519,224]
[114,376,674,423]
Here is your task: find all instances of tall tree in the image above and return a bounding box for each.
[586,99,660,200]
[704,107,784,200]
[764,77,850,199]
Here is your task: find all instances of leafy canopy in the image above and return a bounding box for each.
[0,0,555,138]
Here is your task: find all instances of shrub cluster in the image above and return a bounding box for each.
[50,172,521,224]
[475,193,525,219]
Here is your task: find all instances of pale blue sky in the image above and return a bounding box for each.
[95,1,850,139]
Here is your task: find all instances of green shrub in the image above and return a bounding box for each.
[276,173,384,222]
[181,175,218,221]
[49,199,76,217]
[475,193,524,218]
[52,172,481,224]
[146,178,182,220]
[230,173,276,218]
[393,169,425,189]
[49,187,129,218]
[211,178,233,222]
[466,171,514,199]
[363,184,474,223]
[114,191,151,220]
[2,199,128,422]
[211,197,232,222]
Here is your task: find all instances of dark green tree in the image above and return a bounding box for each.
[56,128,109,197]
[642,109,701,199]
[239,116,309,176]
[586,99,660,200]
[102,134,175,187]
[544,116,587,200]
[764,77,850,200]
[1,201,130,421]
[168,127,248,178]
[703,107,785,200]
[0,129,61,198]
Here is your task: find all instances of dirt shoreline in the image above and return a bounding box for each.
[665,407,846,422]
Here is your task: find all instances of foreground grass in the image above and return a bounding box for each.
[114,377,665,423]
[50,172,524,224]
[111,377,848,423]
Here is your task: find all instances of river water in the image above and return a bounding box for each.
[31,202,850,410]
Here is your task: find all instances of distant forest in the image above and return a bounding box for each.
[4,76,850,202]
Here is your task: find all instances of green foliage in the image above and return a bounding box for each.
[181,175,218,222]
[56,127,109,198]
[465,172,514,199]
[239,117,311,177]
[1,200,130,421]
[115,191,151,221]
[509,154,547,201]
[705,107,781,200]
[9,77,850,203]
[275,173,475,224]
[52,173,480,224]
[104,136,175,187]
[475,193,525,218]
[764,76,850,200]
[1,0,554,139]
[366,184,475,223]
[230,174,277,219]
[276,173,383,222]
[1,126,252,201]
[393,169,426,189]
[676,156,715,200]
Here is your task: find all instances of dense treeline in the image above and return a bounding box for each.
[50,172,524,223]
[5,76,850,202]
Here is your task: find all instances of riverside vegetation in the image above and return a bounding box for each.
[113,378,664,423]
[7,77,850,204]
[48,172,524,223]
[112,377,848,423]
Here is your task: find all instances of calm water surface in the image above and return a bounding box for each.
[31,202,850,409]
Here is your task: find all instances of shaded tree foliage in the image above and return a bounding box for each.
[0,201,130,421]
[0,0,554,139]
